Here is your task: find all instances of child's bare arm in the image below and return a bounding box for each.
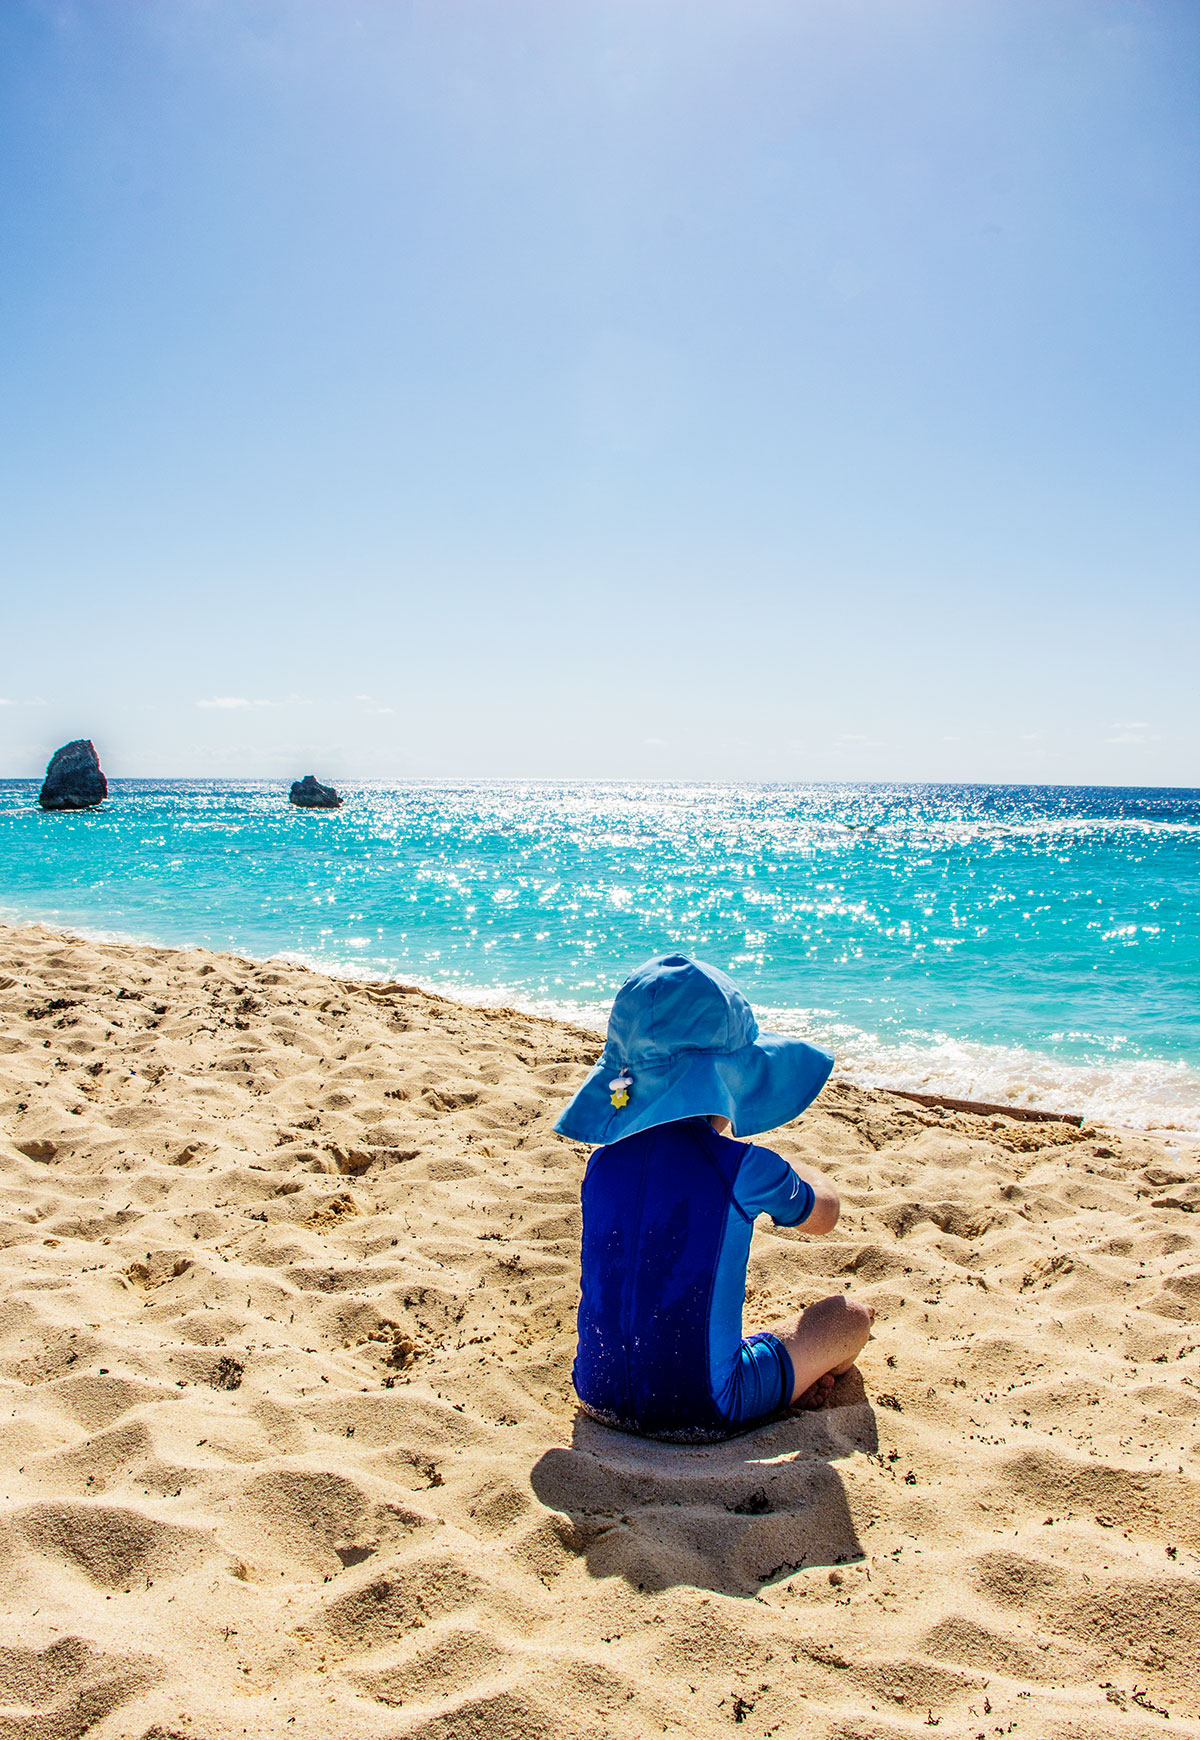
[789,1159,840,1235]
[709,1118,840,1235]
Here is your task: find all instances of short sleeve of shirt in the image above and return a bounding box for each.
[733,1143,815,1227]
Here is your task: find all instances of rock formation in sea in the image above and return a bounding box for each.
[38,740,108,811]
[288,774,343,809]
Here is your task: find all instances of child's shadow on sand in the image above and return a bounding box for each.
[531,1371,877,1597]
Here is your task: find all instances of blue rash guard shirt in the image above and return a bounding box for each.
[573,1117,815,1441]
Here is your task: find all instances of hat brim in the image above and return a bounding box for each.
[553,1031,833,1146]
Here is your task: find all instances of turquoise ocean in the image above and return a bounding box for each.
[2,780,1197,1134]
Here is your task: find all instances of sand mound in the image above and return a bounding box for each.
[0,920,1197,1738]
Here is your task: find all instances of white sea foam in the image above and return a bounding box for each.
[764,1007,1200,1137]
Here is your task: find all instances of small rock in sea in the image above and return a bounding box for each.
[289,774,343,809]
[38,739,108,811]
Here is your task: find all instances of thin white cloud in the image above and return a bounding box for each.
[196,697,274,709]
[1106,719,1157,744]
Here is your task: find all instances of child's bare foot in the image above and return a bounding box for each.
[771,1295,875,1408]
[793,1371,837,1409]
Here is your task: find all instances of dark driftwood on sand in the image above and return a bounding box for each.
[889,1089,1084,1128]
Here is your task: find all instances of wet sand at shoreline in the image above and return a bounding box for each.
[1,920,1198,1738]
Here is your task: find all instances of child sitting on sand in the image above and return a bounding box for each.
[555,953,873,1441]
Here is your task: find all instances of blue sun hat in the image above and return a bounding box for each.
[555,953,833,1145]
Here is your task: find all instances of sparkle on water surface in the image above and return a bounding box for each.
[1,780,1197,1132]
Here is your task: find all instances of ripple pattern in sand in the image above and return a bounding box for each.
[1,922,1198,1738]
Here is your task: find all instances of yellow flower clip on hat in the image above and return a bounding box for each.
[608,1071,633,1109]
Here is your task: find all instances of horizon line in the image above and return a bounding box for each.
[2,774,1198,793]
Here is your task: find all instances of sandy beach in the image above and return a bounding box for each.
[1,918,1198,1740]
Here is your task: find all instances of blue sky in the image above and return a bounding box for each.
[1,0,1197,782]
